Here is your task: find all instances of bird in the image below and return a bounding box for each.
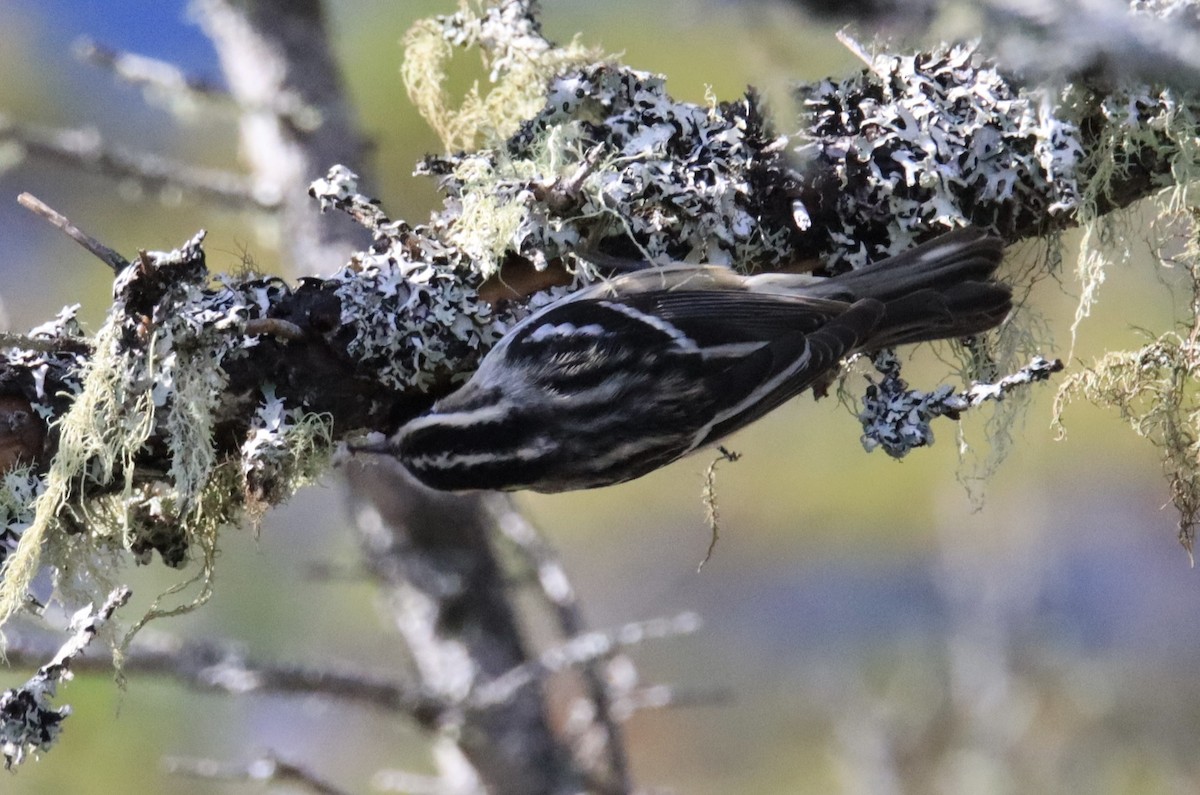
[371,227,1012,492]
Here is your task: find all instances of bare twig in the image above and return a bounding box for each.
[484,494,632,791]
[17,193,128,273]
[73,36,227,105]
[2,117,271,211]
[2,630,445,725]
[163,752,352,795]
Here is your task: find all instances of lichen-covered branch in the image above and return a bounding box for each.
[0,586,130,768]
[861,350,1064,457]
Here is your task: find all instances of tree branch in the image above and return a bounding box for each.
[162,752,353,795]
[0,115,268,210]
[0,587,131,768]
[17,193,128,273]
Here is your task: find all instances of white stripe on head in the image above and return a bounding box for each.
[399,403,511,434]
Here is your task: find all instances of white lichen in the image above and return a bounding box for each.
[311,166,511,392]
[241,386,333,514]
[0,587,129,768]
[797,41,1083,268]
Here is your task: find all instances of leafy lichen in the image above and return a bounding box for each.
[797,39,1083,268]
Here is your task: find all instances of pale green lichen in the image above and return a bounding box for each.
[0,317,156,631]
[1052,81,1200,553]
[444,148,551,277]
[0,235,340,644]
[1054,332,1200,556]
[162,338,225,517]
[1069,87,1200,346]
[1055,209,1200,558]
[402,0,603,152]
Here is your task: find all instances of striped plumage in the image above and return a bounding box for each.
[390,228,1012,492]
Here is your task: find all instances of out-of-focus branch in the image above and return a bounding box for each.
[162,752,352,795]
[191,0,370,273]
[978,0,1200,91]
[484,494,633,788]
[0,114,268,210]
[473,613,702,709]
[346,459,589,794]
[777,0,1200,91]
[3,629,442,719]
[73,36,230,113]
[3,608,702,719]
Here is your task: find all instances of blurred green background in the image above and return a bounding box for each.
[2,2,1198,794]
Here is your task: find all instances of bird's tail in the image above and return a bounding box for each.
[805,227,1013,348]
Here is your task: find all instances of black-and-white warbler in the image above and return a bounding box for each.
[376,228,1011,492]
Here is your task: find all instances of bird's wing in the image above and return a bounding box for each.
[582,283,885,451]
[620,288,850,346]
[687,297,885,449]
[498,273,884,453]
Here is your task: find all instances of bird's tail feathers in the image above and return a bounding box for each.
[866,282,1012,348]
[806,227,1012,348]
[808,228,1004,301]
